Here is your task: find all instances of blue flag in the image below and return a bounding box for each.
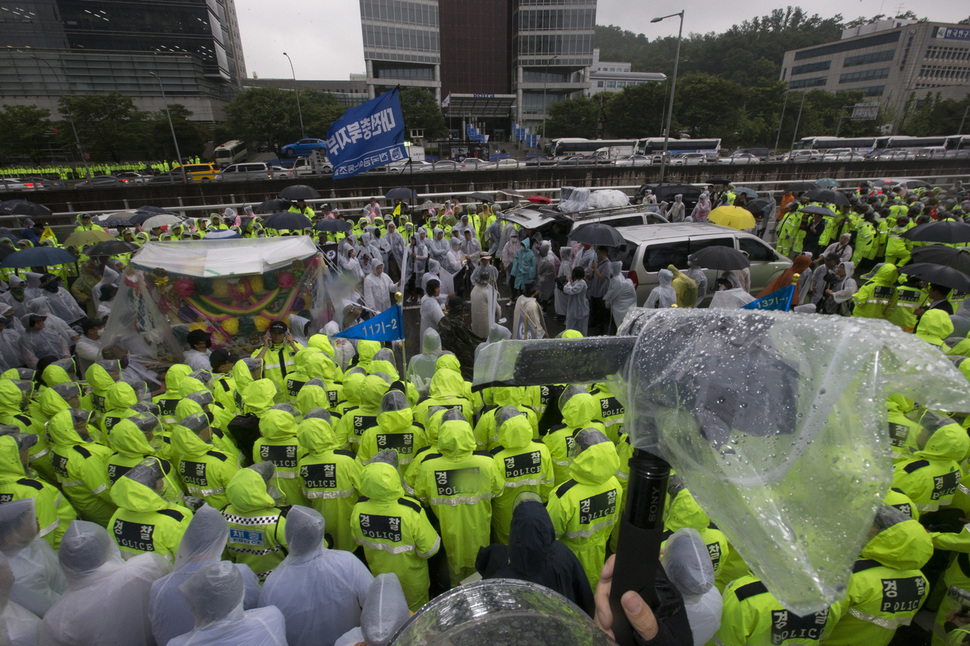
[327,88,407,179]
[742,285,795,311]
[334,305,404,341]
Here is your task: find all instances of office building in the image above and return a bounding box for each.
[587,48,666,95]
[359,0,441,100]
[0,0,247,122]
[780,20,970,124]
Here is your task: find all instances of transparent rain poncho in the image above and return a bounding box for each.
[167,561,286,646]
[662,528,722,646]
[51,381,81,406]
[302,407,332,423]
[0,498,66,618]
[42,520,170,645]
[335,573,412,646]
[258,505,374,646]
[472,308,970,614]
[186,390,215,409]
[0,551,43,646]
[149,505,261,646]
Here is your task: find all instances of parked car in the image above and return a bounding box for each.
[670,153,707,166]
[75,175,123,189]
[292,157,334,176]
[494,159,521,170]
[214,162,291,182]
[524,156,558,167]
[824,151,867,162]
[432,160,460,172]
[615,154,653,167]
[281,138,328,157]
[460,158,496,171]
[147,171,185,184]
[556,155,596,166]
[724,152,761,165]
[866,150,917,161]
[21,176,62,190]
[0,178,31,191]
[619,223,791,307]
[781,150,821,163]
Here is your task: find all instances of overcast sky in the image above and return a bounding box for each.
[234,0,969,81]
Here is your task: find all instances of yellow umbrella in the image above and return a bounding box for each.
[63,229,113,247]
[708,205,756,230]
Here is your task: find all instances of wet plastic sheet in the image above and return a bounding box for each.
[130,237,318,278]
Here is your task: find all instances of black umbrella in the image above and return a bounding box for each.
[804,188,850,207]
[900,263,970,292]
[313,219,353,233]
[800,206,836,218]
[708,178,732,185]
[263,212,312,231]
[902,221,970,244]
[0,246,76,268]
[386,187,418,201]
[568,223,626,247]
[688,246,750,270]
[469,191,493,203]
[254,198,292,214]
[130,206,177,227]
[279,185,320,201]
[83,240,140,257]
[0,200,52,218]
[745,198,774,217]
[0,246,11,261]
[786,182,816,193]
[910,245,970,274]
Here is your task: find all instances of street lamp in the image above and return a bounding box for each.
[149,72,187,184]
[540,55,560,142]
[651,10,684,187]
[29,54,91,179]
[283,52,306,139]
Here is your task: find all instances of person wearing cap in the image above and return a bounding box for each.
[208,348,240,415]
[107,459,193,561]
[222,464,289,582]
[73,213,105,233]
[48,409,117,526]
[288,198,314,219]
[173,413,239,511]
[252,321,304,400]
[0,433,77,550]
[184,330,212,372]
[74,318,104,375]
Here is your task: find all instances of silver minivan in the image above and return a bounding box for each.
[214,162,291,182]
[619,223,791,306]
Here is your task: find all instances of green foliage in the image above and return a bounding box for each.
[0,105,54,163]
[899,93,970,136]
[58,92,147,162]
[545,95,600,139]
[223,87,302,151]
[602,83,668,138]
[145,104,208,161]
[398,88,447,140]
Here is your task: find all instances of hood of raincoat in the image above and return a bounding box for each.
[180,561,245,628]
[359,461,404,502]
[377,406,413,433]
[658,268,673,288]
[569,440,619,485]
[175,398,205,426]
[109,473,168,513]
[422,329,443,354]
[369,359,399,381]
[258,409,298,442]
[297,418,339,455]
[173,423,213,459]
[242,379,277,415]
[860,519,934,570]
[507,500,555,575]
[437,419,475,460]
[498,414,533,451]
[105,381,137,412]
[304,352,337,380]
[870,263,899,286]
[915,419,970,461]
[174,505,230,570]
[0,435,26,480]
[307,334,336,361]
[38,387,71,418]
[41,364,72,388]
[361,574,411,646]
[435,353,463,376]
[231,360,255,392]
[48,409,84,447]
[178,376,208,398]
[85,362,116,393]
[561,329,584,339]
[226,468,275,513]
[295,385,329,415]
[665,489,710,532]
[165,364,193,393]
[359,375,389,411]
[429,365,465,399]
[0,381,24,414]
[357,340,381,368]
[562,392,599,428]
[341,373,365,406]
[487,326,512,344]
[58,521,124,587]
[916,310,955,346]
[110,418,154,458]
[285,505,325,558]
[493,386,525,408]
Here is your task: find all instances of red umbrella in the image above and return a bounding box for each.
[527,195,551,204]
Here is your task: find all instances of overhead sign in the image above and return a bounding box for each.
[851,103,880,121]
[327,88,407,180]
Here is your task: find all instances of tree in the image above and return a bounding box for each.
[672,74,746,143]
[58,92,147,162]
[602,83,667,137]
[299,89,350,141]
[145,104,209,161]
[398,88,447,140]
[0,105,54,163]
[544,95,600,139]
[223,87,302,153]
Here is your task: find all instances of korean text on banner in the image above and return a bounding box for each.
[334,304,404,341]
[327,88,407,180]
[742,285,795,312]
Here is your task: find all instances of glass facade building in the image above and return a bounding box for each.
[360,0,441,99]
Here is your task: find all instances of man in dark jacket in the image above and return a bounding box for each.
[437,297,483,381]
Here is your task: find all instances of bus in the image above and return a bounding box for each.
[547,138,639,158]
[793,136,878,152]
[213,140,248,167]
[636,137,721,159]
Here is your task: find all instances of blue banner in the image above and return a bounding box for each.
[334,305,403,341]
[742,285,795,311]
[327,88,407,179]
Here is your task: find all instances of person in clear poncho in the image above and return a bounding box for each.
[407,329,453,397]
[258,505,373,646]
[604,261,637,327]
[37,275,84,326]
[645,268,677,309]
[334,573,412,646]
[24,300,77,349]
[167,561,286,646]
[40,520,170,645]
[19,315,69,370]
[0,550,43,646]
[662,528,723,646]
[0,499,66,618]
[323,321,356,372]
[429,228,449,264]
[149,505,262,646]
[469,268,500,339]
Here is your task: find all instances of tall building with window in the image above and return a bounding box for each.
[360,0,441,100]
[0,0,246,122]
[780,20,970,125]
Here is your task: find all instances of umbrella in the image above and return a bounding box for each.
[96,210,139,228]
[0,246,76,269]
[902,220,970,244]
[141,214,184,230]
[804,188,850,207]
[263,212,312,231]
[62,229,114,247]
[800,206,836,218]
[568,223,626,247]
[708,178,732,185]
[204,229,241,239]
[313,219,353,233]
[0,200,52,218]
[786,182,816,193]
[0,246,11,261]
[910,245,970,274]
[527,195,552,205]
[279,185,320,201]
[386,187,417,201]
[131,206,177,227]
[688,246,750,270]
[83,240,139,257]
[254,198,292,214]
[815,178,838,188]
[733,187,758,199]
[708,205,756,230]
[745,198,774,216]
[900,263,970,292]
[469,191,493,203]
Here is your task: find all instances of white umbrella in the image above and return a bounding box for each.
[141,214,184,230]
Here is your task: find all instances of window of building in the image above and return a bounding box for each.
[788,77,827,89]
[842,49,895,67]
[838,67,890,83]
[597,80,603,87]
[794,30,900,61]
[791,60,831,75]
